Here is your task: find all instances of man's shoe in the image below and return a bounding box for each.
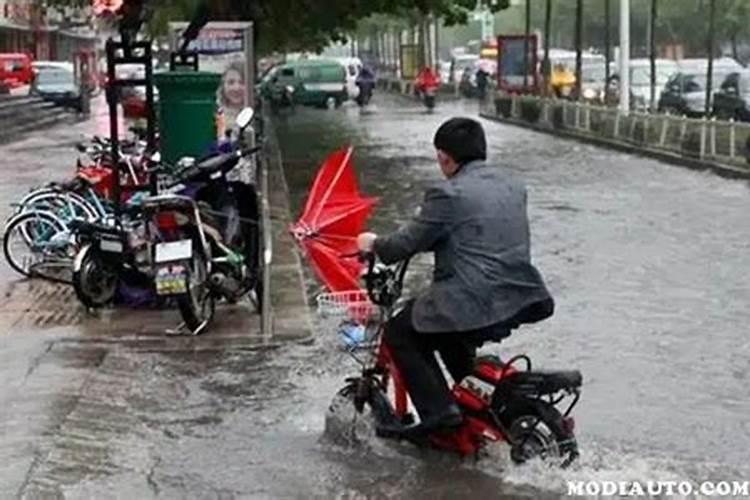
[376,405,463,440]
[417,405,463,433]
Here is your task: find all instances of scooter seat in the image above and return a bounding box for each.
[500,370,582,396]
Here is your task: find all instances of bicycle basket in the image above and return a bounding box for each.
[316,290,379,348]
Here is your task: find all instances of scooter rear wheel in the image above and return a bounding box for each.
[176,242,215,334]
[507,414,560,464]
[72,245,118,308]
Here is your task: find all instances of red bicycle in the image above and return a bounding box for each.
[321,253,582,466]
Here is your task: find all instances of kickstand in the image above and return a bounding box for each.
[165,319,209,336]
[165,321,190,336]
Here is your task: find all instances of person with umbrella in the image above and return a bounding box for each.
[356,117,555,435]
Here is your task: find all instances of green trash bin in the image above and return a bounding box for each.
[154,71,222,164]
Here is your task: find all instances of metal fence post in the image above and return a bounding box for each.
[614,111,620,138]
[679,115,687,144]
[710,117,717,158]
[729,118,736,159]
[659,116,669,147]
[699,118,707,160]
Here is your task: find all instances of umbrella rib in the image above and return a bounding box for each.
[314,201,376,231]
[311,146,354,225]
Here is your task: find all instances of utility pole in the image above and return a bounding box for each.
[649,0,658,112]
[544,0,551,96]
[575,0,583,100]
[619,0,630,114]
[524,0,530,89]
[605,0,611,103]
[705,0,716,117]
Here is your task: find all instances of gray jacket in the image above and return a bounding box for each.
[373,160,552,333]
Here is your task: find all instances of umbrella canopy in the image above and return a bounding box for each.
[291,146,377,291]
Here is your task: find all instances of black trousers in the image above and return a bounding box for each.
[383,298,554,420]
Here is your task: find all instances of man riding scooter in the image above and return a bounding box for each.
[414,66,441,109]
[357,117,554,436]
[355,65,376,107]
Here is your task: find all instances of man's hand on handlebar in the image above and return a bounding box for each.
[357,232,378,253]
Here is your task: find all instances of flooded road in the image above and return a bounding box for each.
[273,94,750,495]
[1,92,749,498]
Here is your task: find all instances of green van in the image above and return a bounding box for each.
[259,58,348,109]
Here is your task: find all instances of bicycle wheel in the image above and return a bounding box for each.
[20,190,98,222]
[3,210,72,280]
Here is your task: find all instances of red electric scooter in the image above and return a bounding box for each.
[324,253,582,466]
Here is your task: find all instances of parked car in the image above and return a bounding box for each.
[333,57,363,100]
[450,54,479,84]
[712,71,750,122]
[258,59,348,109]
[30,63,81,110]
[578,63,608,103]
[0,53,33,90]
[438,60,452,84]
[658,58,743,116]
[607,59,680,110]
[459,59,496,98]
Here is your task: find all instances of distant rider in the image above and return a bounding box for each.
[355,65,376,106]
[414,66,441,97]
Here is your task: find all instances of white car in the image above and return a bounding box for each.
[333,57,363,100]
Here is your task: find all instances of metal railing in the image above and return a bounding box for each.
[481,94,750,170]
[251,108,273,339]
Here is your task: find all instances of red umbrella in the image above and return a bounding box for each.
[291,146,377,291]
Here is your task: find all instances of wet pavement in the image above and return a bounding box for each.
[0,92,749,498]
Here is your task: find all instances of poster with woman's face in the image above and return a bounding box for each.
[171,23,253,125]
[218,61,247,124]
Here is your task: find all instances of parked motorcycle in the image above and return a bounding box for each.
[70,152,170,308]
[140,107,262,334]
[325,252,582,465]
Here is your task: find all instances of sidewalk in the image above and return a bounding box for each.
[0,98,312,346]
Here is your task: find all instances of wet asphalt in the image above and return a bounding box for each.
[0,93,748,499]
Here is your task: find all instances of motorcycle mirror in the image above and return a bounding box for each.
[235,107,255,129]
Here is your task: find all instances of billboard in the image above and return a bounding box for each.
[169,22,254,134]
[400,44,418,80]
[496,34,539,93]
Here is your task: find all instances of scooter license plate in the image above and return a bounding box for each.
[155,239,192,263]
[155,264,188,295]
[99,236,123,253]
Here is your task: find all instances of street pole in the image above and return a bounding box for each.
[605,0,611,103]
[619,0,630,114]
[649,0,657,111]
[575,0,583,101]
[544,0,551,96]
[524,0,530,89]
[705,0,715,117]
[604,0,612,104]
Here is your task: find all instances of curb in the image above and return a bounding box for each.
[263,114,316,345]
[479,111,750,181]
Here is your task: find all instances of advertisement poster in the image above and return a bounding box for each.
[496,34,538,93]
[169,22,254,134]
[400,44,418,80]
